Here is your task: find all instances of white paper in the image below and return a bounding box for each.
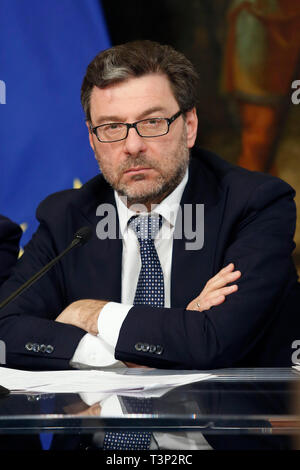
[0,366,214,393]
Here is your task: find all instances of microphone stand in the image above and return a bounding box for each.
[0,227,91,310]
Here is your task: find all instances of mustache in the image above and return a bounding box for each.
[119,155,158,172]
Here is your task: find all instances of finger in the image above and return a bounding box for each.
[205,264,237,286]
[206,264,234,285]
[214,267,241,284]
[210,295,226,307]
[219,263,235,273]
[214,284,238,296]
[199,294,226,311]
[205,270,241,291]
[187,281,238,311]
[195,285,238,311]
[186,300,202,311]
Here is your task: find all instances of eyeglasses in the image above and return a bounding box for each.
[90,110,182,143]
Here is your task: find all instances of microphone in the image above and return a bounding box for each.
[0,226,92,310]
[69,226,92,248]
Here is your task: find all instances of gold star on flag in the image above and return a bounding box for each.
[73,178,82,189]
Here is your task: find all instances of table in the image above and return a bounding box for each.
[1,368,300,450]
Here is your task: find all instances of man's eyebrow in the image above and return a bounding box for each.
[93,115,124,125]
[93,107,168,125]
[136,107,168,120]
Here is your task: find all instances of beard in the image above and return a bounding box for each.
[94,128,190,207]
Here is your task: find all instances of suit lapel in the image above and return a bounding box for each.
[76,177,123,302]
[171,154,228,307]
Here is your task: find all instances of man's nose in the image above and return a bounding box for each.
[123,127,147,155]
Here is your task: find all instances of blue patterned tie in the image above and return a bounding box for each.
[130,214,164,308]
[103,214,164,450]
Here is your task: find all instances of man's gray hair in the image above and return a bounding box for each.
[81,40,199,122]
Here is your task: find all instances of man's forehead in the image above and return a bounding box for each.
[89,73,178,122]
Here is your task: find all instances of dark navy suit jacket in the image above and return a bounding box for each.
[0,215,21,286]
[0,147,299,370]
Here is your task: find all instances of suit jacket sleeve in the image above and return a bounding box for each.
[0,212,86,370]
[115,177,298,369]
[0,215,22,285]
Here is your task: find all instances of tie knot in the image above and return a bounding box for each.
[129,214,162,241]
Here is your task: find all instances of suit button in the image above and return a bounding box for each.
[45,345,54,354]
[149,344,157,353]
[32,343,40,353]
[134,343,143,351]
[155,345,163,355]
[25,342,33,351]
[40,344,46,353]
[141,343,150,352]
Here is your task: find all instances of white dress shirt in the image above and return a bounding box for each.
[71,168,188,367]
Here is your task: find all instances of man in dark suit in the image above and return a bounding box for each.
[0,40,299,372]
[0,215,21,285]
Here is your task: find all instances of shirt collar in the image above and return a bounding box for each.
[115,167,189,237]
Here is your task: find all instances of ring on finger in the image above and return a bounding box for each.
[195,302,201,309]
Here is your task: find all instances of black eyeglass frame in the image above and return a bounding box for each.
[90,110,183,143]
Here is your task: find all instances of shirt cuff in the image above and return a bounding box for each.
[98,301,133,346]
[100,394,123,417]
[71,333,121,368]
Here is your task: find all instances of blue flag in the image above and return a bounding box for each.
[0,0,110,245]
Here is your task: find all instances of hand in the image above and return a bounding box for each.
[123,362,151,368]
[64,401,102,416]
[186,263,241,312]
[55,299,109,335]
[74,402,102,416]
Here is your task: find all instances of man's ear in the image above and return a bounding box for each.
[86,121,95,152]
[185,107,198,149]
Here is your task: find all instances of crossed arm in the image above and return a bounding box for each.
[55,263,241,334]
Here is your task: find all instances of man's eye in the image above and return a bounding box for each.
[145,119,160,126]
[105,124,122,130]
